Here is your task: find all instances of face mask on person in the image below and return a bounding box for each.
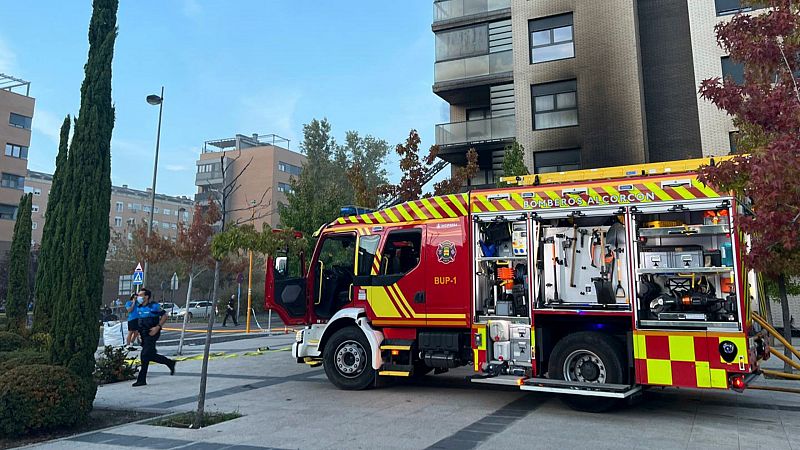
[136,296,145,305]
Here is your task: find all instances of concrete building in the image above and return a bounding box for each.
[195,133,307,229]
[26,171,195,302]
[432,0,756,183]
[0,74,34,253]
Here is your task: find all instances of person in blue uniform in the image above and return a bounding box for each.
[132,288,176,387]
[125,293,140,350]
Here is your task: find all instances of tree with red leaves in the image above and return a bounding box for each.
[698,0,800,369]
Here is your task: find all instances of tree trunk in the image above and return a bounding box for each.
[194,259,220,429]
[178,271,194,355]
[779,274,794,373]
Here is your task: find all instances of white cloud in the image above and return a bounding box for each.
[164,164,189,172]
[0,35,17,74]
[32,109,65,145]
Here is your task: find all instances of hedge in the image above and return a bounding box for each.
[0,331,24,352]
[0,364,92,436]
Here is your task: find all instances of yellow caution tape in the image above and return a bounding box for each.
[124,346,290,364]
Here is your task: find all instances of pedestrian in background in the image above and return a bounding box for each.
[125,293,140,351]
[132,288,175,387]
[222,294,238,327]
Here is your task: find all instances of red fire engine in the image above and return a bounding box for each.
[265,157,770,411]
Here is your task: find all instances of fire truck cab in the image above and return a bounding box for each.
[266,157,769,411]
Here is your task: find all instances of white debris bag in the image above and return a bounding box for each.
[102,321,128,347]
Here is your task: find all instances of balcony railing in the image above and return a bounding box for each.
[434,0,511,22]
[434,50,513,84]
[435,114,516,146]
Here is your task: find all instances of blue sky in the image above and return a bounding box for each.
[1,0,448,197]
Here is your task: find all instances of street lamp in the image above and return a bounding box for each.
[143,86,164,288]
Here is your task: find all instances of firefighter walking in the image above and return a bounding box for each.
[222,294,238,327]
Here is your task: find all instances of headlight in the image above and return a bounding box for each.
[295,330,304,343]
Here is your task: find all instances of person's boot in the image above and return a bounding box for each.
[132,381,146,387]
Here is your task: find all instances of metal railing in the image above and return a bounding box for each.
[435,114,516,146]
[434,0,511,22]
[434,50,513,84]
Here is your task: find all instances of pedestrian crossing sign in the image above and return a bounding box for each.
[132,263,144,285]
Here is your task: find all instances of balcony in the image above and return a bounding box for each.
[434,50,513,88]
[435,114,516,147]
[195,170,224,187]
[434,0,511,23]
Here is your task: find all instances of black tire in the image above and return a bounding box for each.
[187,312,193,321]
[548,332,627,413]
[323,327,375,390]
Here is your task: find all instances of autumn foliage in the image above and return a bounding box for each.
[698,0,800,278]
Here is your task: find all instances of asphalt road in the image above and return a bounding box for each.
[53,334,800,449]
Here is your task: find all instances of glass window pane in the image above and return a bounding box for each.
[532,42,574,63]
[552,26,573,43]
[556,92,576,109]
[534,95,554,112]
[532,30,551,46]
[535,110,578,129]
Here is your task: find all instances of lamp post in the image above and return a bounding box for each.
[143,86,164,287]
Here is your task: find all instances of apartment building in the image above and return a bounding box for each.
[0,74,34,254]
[432,0,754,183]
[26,170,195,247]
[195,133,307,229]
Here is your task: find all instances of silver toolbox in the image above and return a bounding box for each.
[512,340,530,360]
[641,246,703,269]
[673,246,703,268]
[510,324,530,341]
[640,247,674,269]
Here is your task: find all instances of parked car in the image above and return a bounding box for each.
[161,302,180,318]
[176,301,215,320]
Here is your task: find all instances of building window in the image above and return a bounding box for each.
[131,203,141,211]
[183,210,189,220]
[31,204,39,213]
[529,13,574,64]
[0,204,17,220]
[153,220,159,227]
[171,223,177,229]
[163,208,171,215]
[277,182,293,194]
[8,112,32,130]
[127,217,136,226]
[715,0,762,15]
[32,221,37,230]
[534,148,582,174]
[116,201,123,212]
[114,216,122,227]
[162,222,169,229]
[435,24,489,62]
[154,206,160,213]
[278,161,302,176]
[127,232,133,241]
[721,56,745,85]
[729,131,740,154]
[1,173,24,190]
[532,80,578,130]
[118,275,133,296]
[33,188,41,196]
[197,163,218,173]
[5,143,28,159]
[143,205,151,213]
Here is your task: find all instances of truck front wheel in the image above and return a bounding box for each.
[548,332,626,412]
[323,327,375,390]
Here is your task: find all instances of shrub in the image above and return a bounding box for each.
[94,345,139,385]
[26,332,52,353]
[0,331,24,352]
[0,351,48,373]
[0,364,92,436]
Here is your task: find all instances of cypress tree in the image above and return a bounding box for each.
[32,116,71,334]
[6,193,32,333]
[50,0,117,385]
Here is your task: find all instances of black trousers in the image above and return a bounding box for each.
[223,310,237,326]
[137,333,172,383]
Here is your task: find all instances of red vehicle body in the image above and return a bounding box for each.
[266,157,769,410]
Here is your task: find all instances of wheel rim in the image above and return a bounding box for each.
[334,340,367,378]
[563,349,606,383]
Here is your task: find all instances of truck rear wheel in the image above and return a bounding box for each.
[323,327,375,390]
[548,332,626,412]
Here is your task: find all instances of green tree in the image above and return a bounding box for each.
[50,0,118,388]
[498,141,529,187]
[337,131,390,208]
[6,194,32,332]
[32,116,70,334]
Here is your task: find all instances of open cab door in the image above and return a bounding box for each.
[265,246,309,326]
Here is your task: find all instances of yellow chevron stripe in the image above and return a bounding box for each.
[692,179,720,198]
[365,286,402,318]
[511,193,526,208]
[396,204,414,221]
[408,201,429,220]
[672,185,696,200]
[388,284,419,319]
[604,185,622,201]
[373,211,387,224]
[587,188,608,205]
[498,199,515,211]
[643,182,673,201]
[337,218,346,224]
[477,195,498,212]
[434,196,457,218]
[384,208,400,222]
[348,216,358,223]
[362,214,374,224]
[448,194,468,215]
[420,198,443,219]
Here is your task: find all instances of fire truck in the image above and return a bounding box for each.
[265,157,770,411]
